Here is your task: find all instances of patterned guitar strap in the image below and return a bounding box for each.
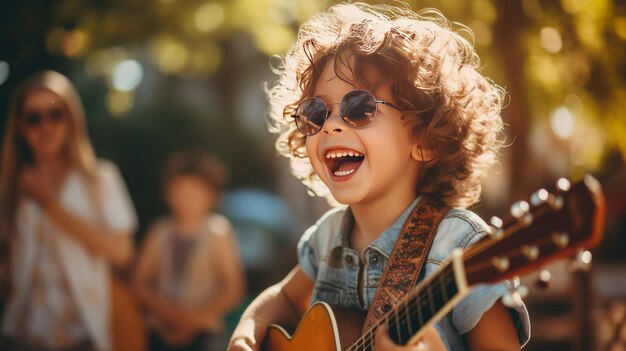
[362,197,449,333]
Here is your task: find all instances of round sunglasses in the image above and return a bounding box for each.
[291,90,403,136]
[22,107,66,127]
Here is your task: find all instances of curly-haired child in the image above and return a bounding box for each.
[229,2,530,350]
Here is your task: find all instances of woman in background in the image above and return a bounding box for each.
[0,70,138,351]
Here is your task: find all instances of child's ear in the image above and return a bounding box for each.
[411,144,434,162]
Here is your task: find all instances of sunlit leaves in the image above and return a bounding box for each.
[519,0,625,171]
[37,0,625,168]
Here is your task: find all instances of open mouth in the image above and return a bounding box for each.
[325,149,365,177]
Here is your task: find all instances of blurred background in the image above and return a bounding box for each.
[0,0,625,350]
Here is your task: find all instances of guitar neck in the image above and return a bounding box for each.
[348,251,469,351]
[347,176,606,351]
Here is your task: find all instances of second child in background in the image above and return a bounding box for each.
[134,151,246,351]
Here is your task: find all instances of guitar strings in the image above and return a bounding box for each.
[349,266,456,351]
[351,274,453,351]
[356,268,454,350]
[350,205,561,351]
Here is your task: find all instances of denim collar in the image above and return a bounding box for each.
[332,197,421,258]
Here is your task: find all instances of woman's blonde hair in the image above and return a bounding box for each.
[0,70,97,292]
[267,2,505,208]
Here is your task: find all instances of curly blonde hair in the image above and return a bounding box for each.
[267,2,505,208]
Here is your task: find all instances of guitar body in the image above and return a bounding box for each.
[263,302,366,351]
[110,273,146,351]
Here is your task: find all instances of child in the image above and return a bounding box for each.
[134,151,246,351]
[228,2,529,351]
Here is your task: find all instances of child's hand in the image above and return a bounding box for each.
[374,325,448,351]
[157,306,203,346]
[161,306,197,330]
[160,321,199,347]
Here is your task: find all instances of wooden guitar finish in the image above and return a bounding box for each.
[263,302,366,351]
[110,273,147,351]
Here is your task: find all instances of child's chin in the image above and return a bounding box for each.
[328,190,363,206]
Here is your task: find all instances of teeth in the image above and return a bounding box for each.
[333,169,356,176]
[325,150,363,159]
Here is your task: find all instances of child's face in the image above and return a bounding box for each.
[305,60,422,206]
[165,175,216,220]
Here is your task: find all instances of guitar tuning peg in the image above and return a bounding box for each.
[502,277,528,308]
[568,250,593,272]
[487,216,504,239]
[510,201,533,226]
[545,178,570,212]
[556,178,571,192]
[534,269,551,289]
[551,231,570,248]
[530,188,549,206]
[521,245,540,261]
[510,201,529,219]
[491,256,510,272]
[490,216,503,228]
[547,194,564,211]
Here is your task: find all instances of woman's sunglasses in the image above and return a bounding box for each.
[291,90,403,136]
[22,108,66,127]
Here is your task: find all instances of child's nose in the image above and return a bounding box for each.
[322,110,345,134]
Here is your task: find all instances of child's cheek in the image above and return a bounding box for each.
[305,135,316,152]
[305,137,322,172]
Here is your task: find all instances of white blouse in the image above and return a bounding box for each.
[2,160,137,351]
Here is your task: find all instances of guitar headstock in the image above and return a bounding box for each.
[464,174,606,286]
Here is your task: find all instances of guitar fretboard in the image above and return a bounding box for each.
[347,262,460,351]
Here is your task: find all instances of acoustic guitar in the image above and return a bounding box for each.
[110,272,147,351]
[263,175,606,351]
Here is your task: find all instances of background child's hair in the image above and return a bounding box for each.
[266,2,505,208]
[163,151,228,194]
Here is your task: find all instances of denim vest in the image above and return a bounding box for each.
[298,197,530,350]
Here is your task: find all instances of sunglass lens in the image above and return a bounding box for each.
[341,90,376,128]
[24,113,42,126]
[23,109,65,127]
[49,108,65,122]
[295,98,326,135]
